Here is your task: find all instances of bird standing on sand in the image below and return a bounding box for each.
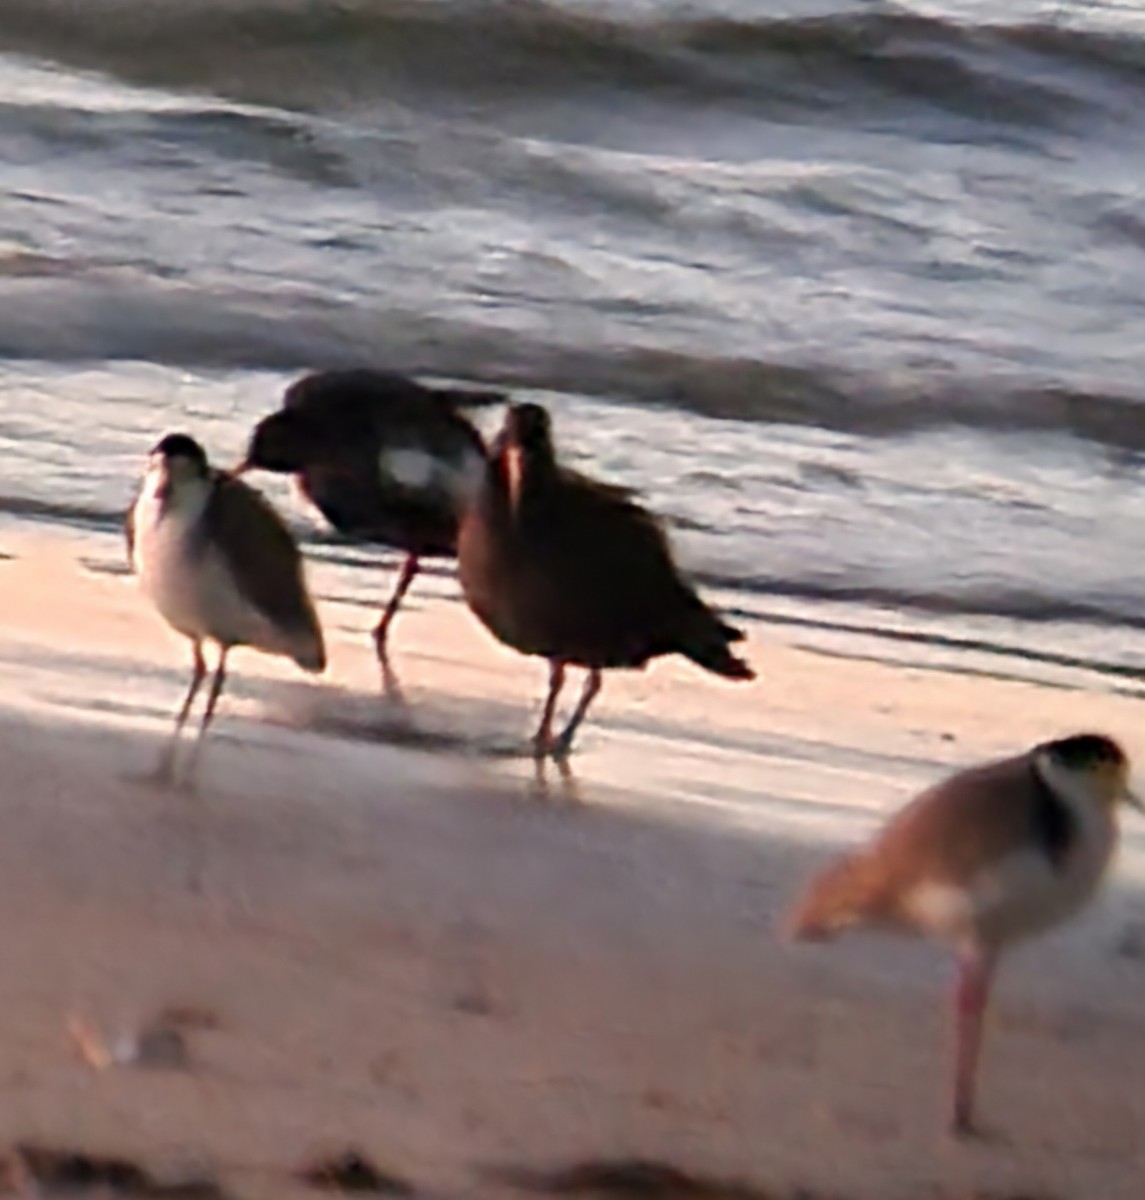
[785,733,1140,1136]
[128,433,326,780]
[238,368,502,690]
[457,402,754,759]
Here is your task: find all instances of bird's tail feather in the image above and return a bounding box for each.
[286,606,327,674]
[292,637,326,674]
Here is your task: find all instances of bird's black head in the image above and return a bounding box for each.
[1043,733,1127,772]
[240,410,311,474]
[490,403,556,511]
[1038,732,1139,812]
[151,433,209,475]
[500,403,553,454]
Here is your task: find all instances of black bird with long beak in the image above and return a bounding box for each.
[127,433,326,781]
[457,402,754,759]
[237,368,502,690]
[785,732,1141,1137]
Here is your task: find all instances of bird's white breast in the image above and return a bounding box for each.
[905,767,1117,952]
[131,469,281,651]
[131,468,210,634]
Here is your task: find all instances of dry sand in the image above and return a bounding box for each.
[0,519,1143,1198]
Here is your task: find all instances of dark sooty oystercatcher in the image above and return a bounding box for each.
[457,402,755,759]
[239,368,504,688]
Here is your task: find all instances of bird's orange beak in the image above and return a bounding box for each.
[502,444,523,512]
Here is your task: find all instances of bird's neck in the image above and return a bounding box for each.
[490,446,558,523]
[155,470,213,526]
[1033,753,1114,835]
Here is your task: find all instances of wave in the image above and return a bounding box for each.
[716,572,1145,634]
[1,269,1144,454]
[2,1,1144,129]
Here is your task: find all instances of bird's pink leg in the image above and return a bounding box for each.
[533,660,566,757]
[374,554,419,655]
[552,667,602,759]
[155,640,207,781]
[373,553,419,697]
[185,646,230,779]
[951,948,996,1137]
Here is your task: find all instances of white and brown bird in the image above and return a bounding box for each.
[785,733,1140,1136]
[127,433,326,781]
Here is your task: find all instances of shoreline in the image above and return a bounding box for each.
[0,520,1142,1197]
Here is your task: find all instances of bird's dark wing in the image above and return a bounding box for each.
[283,370,488,457]
[202,472,320,641]
[550,469,679,581]
[283,369,424,413]
[543,468,747,652]
[562,469,639,505]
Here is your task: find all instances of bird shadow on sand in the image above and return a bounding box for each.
[256,677,535,759]
[116,766,211,896]
[44,693,171,725]
[254,678,586,803]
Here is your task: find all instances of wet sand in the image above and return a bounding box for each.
[0,520,1143,1199]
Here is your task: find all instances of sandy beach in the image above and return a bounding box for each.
[0,517,1143,1199]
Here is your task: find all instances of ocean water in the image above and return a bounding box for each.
[3,0,1145,683]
